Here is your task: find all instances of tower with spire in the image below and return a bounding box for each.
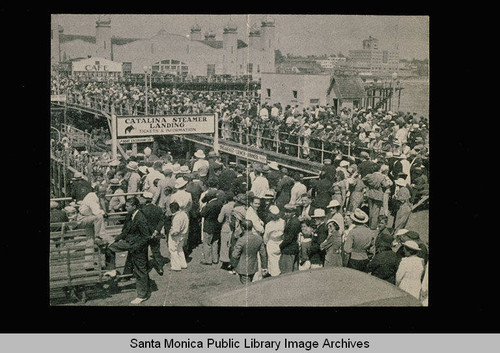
[260,15,276,73]
[223,18,238,74]
[95,15,112,60]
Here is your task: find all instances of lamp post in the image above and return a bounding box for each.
[143,66,151,115]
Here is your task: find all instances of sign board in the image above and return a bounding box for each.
[105,136,154,145]
[72,57,123,73]
[116,115,215,138]
[51,94,67,102]
[218,144,267,164]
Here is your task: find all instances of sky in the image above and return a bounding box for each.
[54,14,429,61]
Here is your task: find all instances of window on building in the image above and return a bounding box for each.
[310,98,319,104]
[248,63,253,73]
[257,65,260,73]
[151,43,154,54]
[293,90,298,99]
[95,61,100,65]
[231,46,234,54]
[267,88,271,97]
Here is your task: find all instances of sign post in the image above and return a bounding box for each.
[213,113,219,154]
[111,105,118,160]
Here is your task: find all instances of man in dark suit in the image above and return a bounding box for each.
[68,172,92,202]
[279,203,301,274]
[200,190,224,265]
[232,220,268,284]
[298,193,316,222]
[141,191,166,276]
[104,197,151,304]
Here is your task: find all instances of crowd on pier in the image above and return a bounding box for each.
[50,76,429,305]
[51,76,429,164]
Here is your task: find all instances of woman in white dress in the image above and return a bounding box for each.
[263,205,285,277]
[395,240,425,299]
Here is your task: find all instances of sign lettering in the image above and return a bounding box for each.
[116,115,215,137]
[218,144,267,164]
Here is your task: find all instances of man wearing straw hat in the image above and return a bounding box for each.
[344,208,375,272]
[192,149,209,175]
[125,161,141,199]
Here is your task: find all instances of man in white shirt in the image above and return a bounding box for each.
[289,172,307,207]
[77,184,109,270]
[246,196,264,238]
[250,167,270,199]
[192,150,209,175]
[143,161,165,191]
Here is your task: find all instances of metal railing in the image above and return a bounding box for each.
[57,92,428,165]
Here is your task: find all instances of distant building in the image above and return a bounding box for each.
[276,59,324,74]
[260,72,366,113]
[315,56,347,69]
[51,15,277,78]
[348,36,399,77]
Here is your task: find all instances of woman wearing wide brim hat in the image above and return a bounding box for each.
[343,208,372,272]
[395,240,425,299]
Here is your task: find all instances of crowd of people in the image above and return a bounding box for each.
[50,142,429,305]
[50,75,429,305]
[51,76,429,165]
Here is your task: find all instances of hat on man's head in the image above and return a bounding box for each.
[109,178,121,186]
[262,165,270,172]
[180,165,191,174]
[360,151,370,159]
[109,159,120,167]
[402,240,420,251]
[72,172,83,180]
[326,200,341,209]
[126,161,139,171]
[50,201,59,209]
[339,160,349,168]
[394,229,409,237]
[175,177,188,189]
[284,203,297,212]
[350,208,369,224]
[268,161,279,171]
[323,159,332,165]
[311,209,326,218]
[395,178,407,187]
[194,149,206,159]
[142,191,153,199]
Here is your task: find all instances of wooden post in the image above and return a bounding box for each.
[111,105,118,161]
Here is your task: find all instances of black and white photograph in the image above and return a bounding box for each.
[49,14,430,307]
